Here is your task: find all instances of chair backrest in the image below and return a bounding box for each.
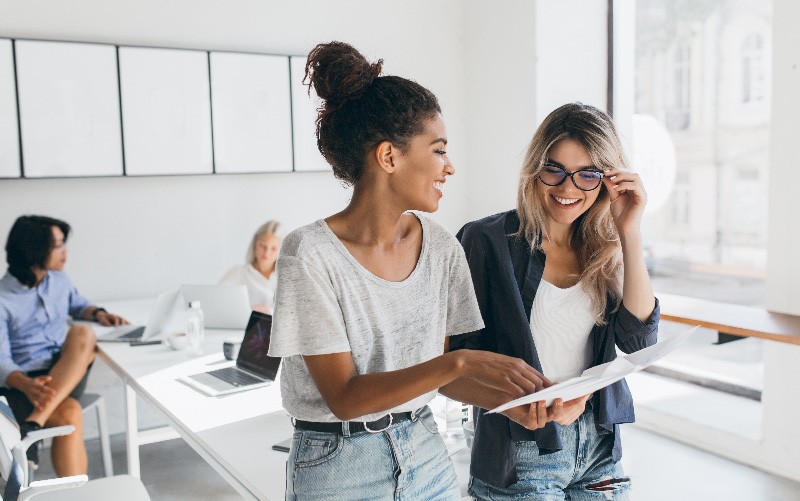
[0,399,25,501]
[0,398,22,481]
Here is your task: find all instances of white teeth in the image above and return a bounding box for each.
[553,195,579,205]
[434,181,443,192]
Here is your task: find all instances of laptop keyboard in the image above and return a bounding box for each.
[208,367,263,387]
[119,327,145,340]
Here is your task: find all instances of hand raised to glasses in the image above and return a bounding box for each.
[603,168,648,236]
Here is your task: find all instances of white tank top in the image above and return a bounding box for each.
[530,279,596,383]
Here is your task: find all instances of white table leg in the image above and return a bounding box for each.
[124,382,141,478]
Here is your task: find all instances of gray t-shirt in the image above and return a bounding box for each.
[268,214,484,422]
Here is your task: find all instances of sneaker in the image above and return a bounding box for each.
[19,421,41,467]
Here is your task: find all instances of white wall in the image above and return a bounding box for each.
[0,0,609,439]
[534,0,608,125]
[461,0,607,223]
[766,0,800,317]
[0,0,474,438]
[761,0,800,482]
[0,0,469,300]
[0,0,612,298]
[460,0,537,221]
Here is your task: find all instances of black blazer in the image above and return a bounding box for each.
[451,210,659,488]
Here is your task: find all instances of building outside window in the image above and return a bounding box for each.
[633,0,771,306]
[620,0,775,445]
[741,33,765,103]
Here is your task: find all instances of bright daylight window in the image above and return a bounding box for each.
[634,0,772,307]
[621,0,773,436]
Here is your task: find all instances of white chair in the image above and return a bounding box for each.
[34,393,113,479]
[0,398,149,501]
[77,393,113,477]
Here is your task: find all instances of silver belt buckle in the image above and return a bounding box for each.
[363,413,393,433]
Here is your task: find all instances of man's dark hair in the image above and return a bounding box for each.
[5,215,71,287]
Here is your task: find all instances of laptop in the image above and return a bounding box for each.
[180,284,251,329]
[97,288,185,343]
[178,311,280,397]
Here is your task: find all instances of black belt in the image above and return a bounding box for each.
[294,412,414,434]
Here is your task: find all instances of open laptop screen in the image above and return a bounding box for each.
[237,311,281,380]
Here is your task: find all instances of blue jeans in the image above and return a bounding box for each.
[285,406,460,500]
[469,407,630,500]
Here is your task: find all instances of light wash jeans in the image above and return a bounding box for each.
[469,406,630,501]
[285,406,460,500]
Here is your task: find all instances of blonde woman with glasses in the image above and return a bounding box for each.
[444,103,659,500]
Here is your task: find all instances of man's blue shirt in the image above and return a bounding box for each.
[0,271,91,385]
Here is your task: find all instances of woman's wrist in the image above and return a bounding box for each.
[447,350,468,379]
[619,230,643,250]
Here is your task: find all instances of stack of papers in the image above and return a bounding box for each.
[489,326,699,414]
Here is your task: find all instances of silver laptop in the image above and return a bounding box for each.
[97,288,185,343]
[180,284,251,329]
[179,311,280,397]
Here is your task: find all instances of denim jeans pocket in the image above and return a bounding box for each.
[293,431,343,468]
[417,407,441,435]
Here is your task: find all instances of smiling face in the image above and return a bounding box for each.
[536,138,603,231]
[390,114,455,213]
[44,226,68,271]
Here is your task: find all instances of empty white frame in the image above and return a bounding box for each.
[15,40,123,177]
[290,56,329,172]
[0,39,20,178]
[119,47,212,176]
[210,52,292,173]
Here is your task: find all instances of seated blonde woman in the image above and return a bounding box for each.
[219,220,281,314]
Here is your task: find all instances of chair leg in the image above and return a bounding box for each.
[94,397,114,477]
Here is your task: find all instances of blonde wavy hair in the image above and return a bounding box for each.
[245,220,282,265]
[517,103,627,323]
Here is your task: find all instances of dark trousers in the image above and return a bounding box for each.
[0,352,92,427]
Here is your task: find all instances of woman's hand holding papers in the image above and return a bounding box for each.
[502,401,551,430]
[550,394,592,425]
[501,393,593,430]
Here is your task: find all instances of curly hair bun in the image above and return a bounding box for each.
[304,41,383,106]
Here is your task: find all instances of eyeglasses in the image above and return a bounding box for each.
[538,163,604,191]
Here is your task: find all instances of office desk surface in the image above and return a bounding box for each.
[95,298,292,500]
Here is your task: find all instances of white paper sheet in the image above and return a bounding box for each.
[488,325,699,414]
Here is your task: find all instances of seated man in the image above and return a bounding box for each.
[0,215,126,477]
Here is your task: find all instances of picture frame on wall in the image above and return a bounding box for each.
[210,52,293,174]
[119,46,213,176]
[0,39,20,178]
[14,40,123,178]
[290,56,330,172]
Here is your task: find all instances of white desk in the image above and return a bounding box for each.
[95,298,472,498]
[95,298,293,500]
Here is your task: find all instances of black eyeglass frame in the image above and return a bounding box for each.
[538,162,605,192]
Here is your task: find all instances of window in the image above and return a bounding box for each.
[741,33,765,103]
[620,1,774,444]
[630,0,772,303]
[671,171,690,226]
[669,44,691,130]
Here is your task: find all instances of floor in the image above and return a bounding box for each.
[19,423,799,500]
